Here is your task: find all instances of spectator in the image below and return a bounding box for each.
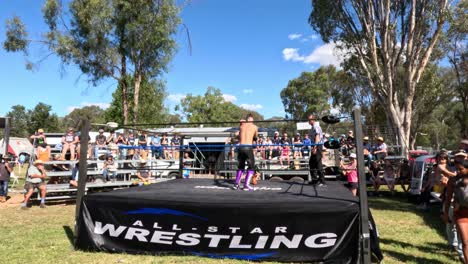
[22,159,47,209]
[229,131,240,160]
[69,162,79,187]
[443,160,468,263]
[115,132,128,159]
[280,141,291,169]
[76,133,92,160]
[302,133,311,158]
[150,133,162,159]
[264,136,272,160]
[293,133,302,159]
[61,127,79,160]
[106,130,116,145]
[340,153,358,196]
[30,128,50,153]
[0,155,13,203]
[136,160,151,185]
[418,152,456,210]
[363,136,373,166]
[370,161,383,196]
[255,136,265,159]
[444,150,466,261]
[171,133,181,160]
[383,160,396,195]
[94,128,107,160]
[127,132,136,160]
[103,155,117,182]
[36,143,51,162]
[161,133,170,159]
[138,131,148,160]
[271,131,281,158]
[461,139,468,153]
[398,159,411,192]
[374,137,387,161]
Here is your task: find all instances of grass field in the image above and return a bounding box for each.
[0,170,462,263]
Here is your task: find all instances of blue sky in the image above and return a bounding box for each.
[0,0,341,119]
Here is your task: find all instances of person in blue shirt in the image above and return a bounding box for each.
[302,133,312,158]
[150,133,162,159]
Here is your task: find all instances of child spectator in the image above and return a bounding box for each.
[136,160,151,185]
[341,153,358,196]
[383,159,396,195]
[293,133,302,159]
[103,155,117,182]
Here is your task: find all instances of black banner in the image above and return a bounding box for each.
[77,200,359,262]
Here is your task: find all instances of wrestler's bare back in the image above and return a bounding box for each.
[239,123,258,145]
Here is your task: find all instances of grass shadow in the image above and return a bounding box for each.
[368,191,447,240]
[380,238,454,261]
[63,225,75,247]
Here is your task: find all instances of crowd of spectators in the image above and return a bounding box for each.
[29,127,185,162]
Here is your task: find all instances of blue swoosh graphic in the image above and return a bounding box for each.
[191,251,277,260]
[125,208,208,221]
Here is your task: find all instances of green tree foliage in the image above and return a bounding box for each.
[3,0,180,125]
[28,103,61,134]
[176,87,264,126]
[105,75,169,127]
[6,105,29,137]
[63,105,106,130]
[444,0,468,138]
[280,66,335,120]
[309,0,451,154]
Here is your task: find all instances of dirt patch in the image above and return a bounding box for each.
[0,193,23,208]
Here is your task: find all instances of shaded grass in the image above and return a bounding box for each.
[0,187,462,263]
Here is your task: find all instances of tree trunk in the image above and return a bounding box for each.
[133,73,142,126]
[122,80,129,125]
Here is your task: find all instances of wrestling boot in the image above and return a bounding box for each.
[232,170,243,190]
[243,170,255,191]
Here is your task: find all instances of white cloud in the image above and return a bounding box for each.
[240,104,263,111]
[67,102,110,113]
[242,89,254,94]
[222,94,237,102]
[168,93,187,102]
[309,34,319,40]
[288,33,302,40]
[282,42,343,67]
[282,48,305,62]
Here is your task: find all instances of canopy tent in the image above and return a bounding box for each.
[0,137,34,157]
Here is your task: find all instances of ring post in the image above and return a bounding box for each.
[178,136,184,179]
[74,118,90,247]
[3,117,10,156]
[353,109,371,263]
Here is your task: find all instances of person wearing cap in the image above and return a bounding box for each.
[308,114,326,186]
[94,128,108,160]
[22,159,47,209]
[30,128,50,158]
[460,139,468,153]
[0,155,13,203]
[136,159,151,185]
[340,153,358,196]
[30,128,48,147]
[363,136,373,165]
[373,137,387,161]
[103,155,118,182]
[61,127,79,160]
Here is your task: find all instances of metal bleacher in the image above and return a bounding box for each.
[29,158,191,201]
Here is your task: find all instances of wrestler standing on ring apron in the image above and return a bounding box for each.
[233,113,258,191]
